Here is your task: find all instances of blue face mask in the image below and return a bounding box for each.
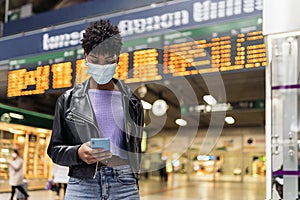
[86,61,117,85]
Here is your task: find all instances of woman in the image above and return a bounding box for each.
[47,19,144,200]
[8,149,29,200]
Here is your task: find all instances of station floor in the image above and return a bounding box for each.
[0,174,266,200]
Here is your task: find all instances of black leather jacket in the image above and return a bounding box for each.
[47,78,144,179]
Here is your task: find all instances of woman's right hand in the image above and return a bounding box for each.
[78,141,112,164]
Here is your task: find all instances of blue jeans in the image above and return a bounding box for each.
[65,165,140,200]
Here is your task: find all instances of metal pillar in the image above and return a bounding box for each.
[266,35,299,199]
[4,0,9,23]
[264,1,300,199]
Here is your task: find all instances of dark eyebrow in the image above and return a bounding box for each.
[89,54,98,58]
[105,55,115,59]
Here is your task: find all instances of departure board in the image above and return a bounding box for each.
[120,35,163,83]
[75,49,89,85]
[7,16,266,97]
[116,16,266,83]
[51,62,73,89]
[161,30,266,78]
[7,50,75,97]
[116,52,129,80]
[126,48,162,83]
[159,17,266,80]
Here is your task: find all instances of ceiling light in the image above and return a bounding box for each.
[197,155,210,161]
[37,128,50,134]
[0,113,11,122]
[9,112,24,120]
[141,100,152,110]
[8,128,25,134]
[225,116,235,124]
[195,105,205,112]
[211,103,232,112]
[203,95,217,105]
[17,136,25,143]
[152,99,168,117]
[137,85,147,98]
[150,3,157,8]
[1,149,9,153]
[204,105,212,113]
[175,118,187,126]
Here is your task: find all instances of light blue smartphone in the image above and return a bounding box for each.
[90,138,110,151]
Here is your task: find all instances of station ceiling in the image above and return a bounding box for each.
[0,0,87,23]
[132,69,265,130]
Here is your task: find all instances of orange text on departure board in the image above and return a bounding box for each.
[51,62,73,89]
[7,66,50,97]
[163,31,266,76]
[7,62,74,97]
[126,49,162,83]
[115,52,129,80]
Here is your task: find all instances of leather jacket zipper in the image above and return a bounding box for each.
[69,111,101,179]
[122,95,130,144]
[70,111,102,136]
[93,161,98,179]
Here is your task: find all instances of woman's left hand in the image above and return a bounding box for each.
[78,141,112,164]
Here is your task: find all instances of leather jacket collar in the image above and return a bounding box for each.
[73,77,132,98]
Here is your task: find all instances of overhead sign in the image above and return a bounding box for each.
[118,0,262,37]
[0,0,263,60]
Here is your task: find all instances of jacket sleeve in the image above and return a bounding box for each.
[10,159,23,171]
[137,98,144,141]
[137,98,144,164]
[47,94,84,166]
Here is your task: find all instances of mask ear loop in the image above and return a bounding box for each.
[84,53,88,64]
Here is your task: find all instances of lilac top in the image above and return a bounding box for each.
[88,89,128,159]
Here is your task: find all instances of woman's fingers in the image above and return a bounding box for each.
[91,150,112,161]
[78,141,113,164]
[78,142,97,164]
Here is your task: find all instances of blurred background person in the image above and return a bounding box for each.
[7,149,29,200]
[143,159,151,180]
[52,163,69,200]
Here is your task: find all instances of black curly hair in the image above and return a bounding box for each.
[12,149,20,156]
[81,19,122,56]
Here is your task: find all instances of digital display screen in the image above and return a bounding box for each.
[8,65,50,97]
[160,28,266,79]
[51,62,73,89]
[126,48,162,83]
[8,50,75,97]
[7,16,266,97]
